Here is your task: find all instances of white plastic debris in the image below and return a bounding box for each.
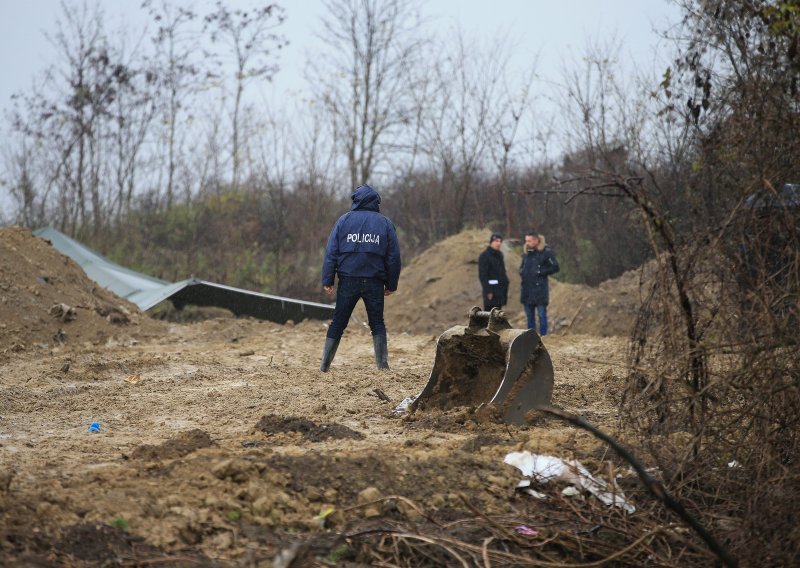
[272,543,301,568]
[504,451,636,513]
[515,479,547,499]
[504,452,566,481]
[392,396,417,415]
[523,488,548,499]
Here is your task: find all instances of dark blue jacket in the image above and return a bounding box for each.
[322,185,402,291]
[520,243,559,305]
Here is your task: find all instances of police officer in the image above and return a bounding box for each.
[320,184,402,372]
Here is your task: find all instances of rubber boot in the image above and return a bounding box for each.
[320,337,340,372]
[373,334,389,370]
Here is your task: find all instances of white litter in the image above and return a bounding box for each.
[392,396,417,415]
[515,479,547,499]
[504,451,636,513]
[523,488,548,499]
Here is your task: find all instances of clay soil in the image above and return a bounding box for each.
[1,228,646,567]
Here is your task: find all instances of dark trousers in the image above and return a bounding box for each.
[327,276,386,340]
[483,296,503,311]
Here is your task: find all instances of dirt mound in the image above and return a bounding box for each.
[0,226,164,356]
[5,522,212,566]
[380,229,500,335]
[257,415,365,442]
[131,429,215,461]
[56,523,168,565]
[381,228,647,337]
[548,264,652,337]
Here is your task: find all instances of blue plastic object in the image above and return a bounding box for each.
[88,421,101,432]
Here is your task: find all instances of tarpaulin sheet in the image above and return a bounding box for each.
[33,227,334,323]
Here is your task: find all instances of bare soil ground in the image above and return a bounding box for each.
[1,228,670,567]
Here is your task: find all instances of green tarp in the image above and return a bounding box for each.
[33,227,334,324]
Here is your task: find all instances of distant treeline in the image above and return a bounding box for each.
[98,160,651,302]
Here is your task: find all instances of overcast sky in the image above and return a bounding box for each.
[0,0,682,116]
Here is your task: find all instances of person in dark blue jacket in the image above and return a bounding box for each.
[320,184,402,372]
[519,230,559,335]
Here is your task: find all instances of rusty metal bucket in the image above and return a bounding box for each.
[411,307,554,423]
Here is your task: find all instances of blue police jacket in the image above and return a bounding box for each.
[321,185,402,291]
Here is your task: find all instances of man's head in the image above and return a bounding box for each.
[524,231,540,249]
[489,232,503,250]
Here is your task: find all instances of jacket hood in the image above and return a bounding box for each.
[351,184,381,212]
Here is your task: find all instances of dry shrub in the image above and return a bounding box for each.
[341,491,713,567]
[622,186,800,565]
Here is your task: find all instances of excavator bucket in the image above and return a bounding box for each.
[411,307,554,423]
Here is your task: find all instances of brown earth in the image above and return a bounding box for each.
[0,227,165,356]
[0,227,670,566]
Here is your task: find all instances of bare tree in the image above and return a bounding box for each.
[144,0,200,209]
[557,38,634,166]
[1,141,43,227]
[203,1,286,191]
[49,1,110,233]
[252,109,293,289]
[417,31,513,233]
[104,27,162,222]
[486,62,537,235]
[310,0,427,190]
[6,1,134,235]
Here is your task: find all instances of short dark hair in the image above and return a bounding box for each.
[490,232,503,243]
[525,230,538,238]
